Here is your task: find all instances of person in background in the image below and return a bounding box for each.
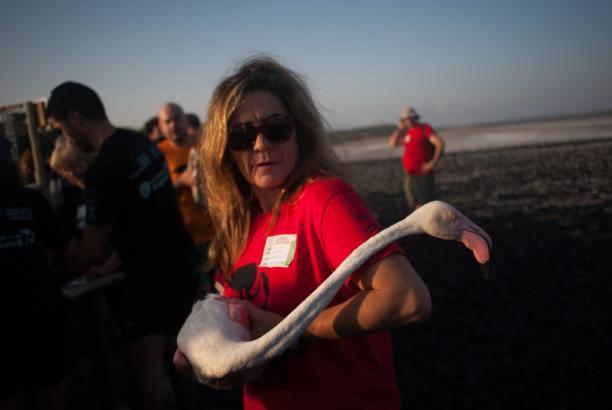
[388,106,445,210]
[46,82,196,410]
[49,135,127,410]
[19,148,36,185]
[157,103,214,295]
[0,136,75,410]
[188,56,432,409]
[143,116,164,144]
[185,113,202,142]
[49,136,121,275]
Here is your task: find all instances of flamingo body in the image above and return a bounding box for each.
[176,201,492,386]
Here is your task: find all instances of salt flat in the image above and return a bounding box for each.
[333,113,612,162]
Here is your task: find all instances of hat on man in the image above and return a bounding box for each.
[401,106,419,120]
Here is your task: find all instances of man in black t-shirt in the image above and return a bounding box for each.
[46,82,196,410]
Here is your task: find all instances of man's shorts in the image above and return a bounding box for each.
[0,291,75,398]
[403,172,435,210]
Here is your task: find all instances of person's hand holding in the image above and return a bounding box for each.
[86,261,114,278]
[174,170,195,190]
[172,298,277,390]
[244,301,284,339]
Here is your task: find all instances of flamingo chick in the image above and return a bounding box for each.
[176,201,491,387]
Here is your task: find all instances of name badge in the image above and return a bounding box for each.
[259,234,297,268]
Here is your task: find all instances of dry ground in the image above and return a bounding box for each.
[67,138,612,410]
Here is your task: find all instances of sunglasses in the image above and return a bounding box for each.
[228,115,293,151]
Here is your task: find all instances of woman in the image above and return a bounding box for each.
[201,56,432,409]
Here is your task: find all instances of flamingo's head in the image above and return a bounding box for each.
[412,201,492,276]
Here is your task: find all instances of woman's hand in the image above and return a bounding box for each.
[244,301,284,339]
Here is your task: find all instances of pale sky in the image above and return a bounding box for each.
[1,0,611,130]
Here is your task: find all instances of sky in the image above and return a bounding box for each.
[1,0,611,130]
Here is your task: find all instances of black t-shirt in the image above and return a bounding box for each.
[84,128,194,278]
[0,186,67,300]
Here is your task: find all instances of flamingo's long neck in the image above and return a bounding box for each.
[228,215,422,372]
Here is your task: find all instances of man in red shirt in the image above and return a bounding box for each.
[389,106,445,210]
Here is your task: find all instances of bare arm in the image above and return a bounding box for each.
[388,122,406,147]
[429,133,444,166]
[304,254,431,339]
[87,250,122,277]
[65,224,113,279]
[247,254,431,340]
[421,133,445,173]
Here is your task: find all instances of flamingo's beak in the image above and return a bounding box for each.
[460,228,493,279]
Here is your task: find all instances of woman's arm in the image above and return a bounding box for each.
[246,253,431,340]
[304,253,431,339]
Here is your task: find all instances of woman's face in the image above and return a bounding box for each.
[229,90,299,209]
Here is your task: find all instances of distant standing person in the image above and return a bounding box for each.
[185,112,202,142]
[46,82,197,410]
[388,107,444,210]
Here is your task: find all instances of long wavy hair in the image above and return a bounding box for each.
[201,56,343,276]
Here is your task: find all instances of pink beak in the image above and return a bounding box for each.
[460,226,492,278]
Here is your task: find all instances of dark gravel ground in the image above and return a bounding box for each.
[348,138,612,410]
[67,138,612,409]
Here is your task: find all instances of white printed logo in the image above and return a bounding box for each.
[139,181,152,198]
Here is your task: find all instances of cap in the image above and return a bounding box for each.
[400,106,419,119]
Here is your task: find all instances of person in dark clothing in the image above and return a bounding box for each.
[0,136,75,410]
[46,82,197,410]
[144,116,164,144]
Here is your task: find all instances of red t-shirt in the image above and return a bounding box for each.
[216,176,403,410]
[401,122,435,175]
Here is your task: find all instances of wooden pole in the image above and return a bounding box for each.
[24,102,49,198]
[0,110,19,162]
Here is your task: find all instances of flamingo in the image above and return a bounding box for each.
[175,201,492,387]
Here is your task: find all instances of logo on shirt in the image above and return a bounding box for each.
[0,229,36,249]
[139,181,152,198]
[229,263,270,310]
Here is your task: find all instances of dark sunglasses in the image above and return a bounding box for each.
[228,115,293,151]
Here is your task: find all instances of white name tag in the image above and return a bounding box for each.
[259,234,297,268]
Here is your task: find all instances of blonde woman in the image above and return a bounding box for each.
[49,136,95,190]
[200,56,432,409]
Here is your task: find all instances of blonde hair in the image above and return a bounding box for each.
[49,136,95,188]
[202,56,343,276]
